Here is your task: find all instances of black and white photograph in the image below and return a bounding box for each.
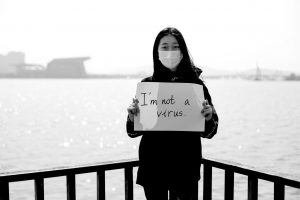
[0,0,299,199]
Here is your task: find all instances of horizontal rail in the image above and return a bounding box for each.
[201,157,300,189]
[0,158,139,200]
[0,157,299,200]
[0,158,139,182]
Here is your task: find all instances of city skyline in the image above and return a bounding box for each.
[1,0,299,74]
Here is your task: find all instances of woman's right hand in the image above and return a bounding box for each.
[127,98,139,122]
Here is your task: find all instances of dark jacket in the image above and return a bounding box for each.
[126,68,218,187]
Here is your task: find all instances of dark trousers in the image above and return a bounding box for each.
[143,182,198,200]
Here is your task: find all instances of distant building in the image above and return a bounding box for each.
[15,63,46,78]
[46,57,90,78]
[0,52,25,76]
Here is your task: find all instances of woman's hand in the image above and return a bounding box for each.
[127,98,139,122]
[201,100,213,121]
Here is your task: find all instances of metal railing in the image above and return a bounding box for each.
[0,158,299,200]
[201,157,300,200]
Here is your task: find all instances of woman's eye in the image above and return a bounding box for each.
[161,46,168,50]
[174,46,180,49]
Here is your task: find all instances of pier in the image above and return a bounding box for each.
[0,157,299,200]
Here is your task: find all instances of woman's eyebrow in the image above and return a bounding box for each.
[161,42,169,45]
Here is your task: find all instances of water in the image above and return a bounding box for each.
[0,78,299,199]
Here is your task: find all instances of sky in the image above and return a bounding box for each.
[0,0,299,74]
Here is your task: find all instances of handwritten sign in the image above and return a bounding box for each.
[134,82,205,132]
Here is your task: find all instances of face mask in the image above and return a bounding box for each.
[158,50,182,70]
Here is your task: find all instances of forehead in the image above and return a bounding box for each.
[159,35,179,45]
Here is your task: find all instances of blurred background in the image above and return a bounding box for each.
[0,0,300,78]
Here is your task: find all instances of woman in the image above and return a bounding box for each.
[126,27,219,200]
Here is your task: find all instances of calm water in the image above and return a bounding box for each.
[0,79,299,199]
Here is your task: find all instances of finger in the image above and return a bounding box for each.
[203,107,212,112]
[203,105,211,110]
[201,106,211,112]
[133,98,139,104]
[202,109,212,117]
[202,109,212,116]
[202,99,209,107]
[205,100,209,106]
[203,109,212,114]
[202,104,212,111]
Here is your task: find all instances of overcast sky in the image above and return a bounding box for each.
[0,0,299,74]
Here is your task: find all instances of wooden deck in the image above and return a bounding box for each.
[0,157,299,200]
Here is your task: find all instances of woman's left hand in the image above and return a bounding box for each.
[201,100,213,121]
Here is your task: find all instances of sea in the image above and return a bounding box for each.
[0,78,299,200]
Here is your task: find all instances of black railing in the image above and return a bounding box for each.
[201,157,300,200]
[0,158,299,200]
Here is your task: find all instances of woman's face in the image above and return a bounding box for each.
[158,35,181,51]
[157,34,183,71]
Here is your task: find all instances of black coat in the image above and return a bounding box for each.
[126,73,218,187]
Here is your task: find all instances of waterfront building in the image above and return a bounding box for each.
[0,52,25,77]
[46,57,90,78]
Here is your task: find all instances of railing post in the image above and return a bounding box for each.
[274,180,285,200]
[0,180,9,200]
[67,174,76,200]
[225,169,234,200]
[203,163,212,200]
[248,175,258,200]
[97,170,105,200]
[124,166,133,200]
[35,178,44,200]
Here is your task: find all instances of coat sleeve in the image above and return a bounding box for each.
[126,115,143,138]
[201,84,219,139]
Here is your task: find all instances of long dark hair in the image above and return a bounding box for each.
[152,27,201,82]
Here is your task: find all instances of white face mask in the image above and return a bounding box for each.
[158,50,182,71]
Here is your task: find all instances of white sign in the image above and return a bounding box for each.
[134,82,205,132]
